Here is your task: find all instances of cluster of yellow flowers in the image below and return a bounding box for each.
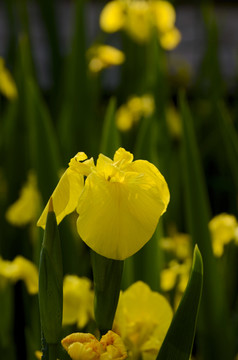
[100,0,181,49]
[62,280,172,360]
[116,94,155,131]
[159,233,192,309]
[37,148,170,260]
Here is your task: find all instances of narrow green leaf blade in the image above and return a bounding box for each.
[179,91,234,359]
[157,245,203,360]
[100,97,121,158]
[39,201,63,345]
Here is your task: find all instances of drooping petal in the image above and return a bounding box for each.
[37,168,84,229]
[76,163,169,260]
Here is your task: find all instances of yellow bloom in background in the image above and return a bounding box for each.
[159,231,192,309]
[100,0,126,33]
[6,172,41,227]
[38,147,169,260]
[61,330,127,360]
[63,275,94,328]
[125,2,152,43]
[100,0,181,49]
[116,105,135,132]
[151,1,175,33]
[0,256,38,294]
[116,94,155,132]
[88,45,125,73]
[159,27,181,51]
[165,104,181,139]
[0,57,18,99]
[113,281,173,360]
[160,259,191,293]
[160,233,191,261]
[209,213,238,257]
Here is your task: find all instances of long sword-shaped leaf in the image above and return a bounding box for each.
[100,97,121,158]
[157,245,203,360]
[179,91,234,359]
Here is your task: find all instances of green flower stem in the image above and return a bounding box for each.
[48,344,58,360]
[38,199,63,357]
[91,250,124,335]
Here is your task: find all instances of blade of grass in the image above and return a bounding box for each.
[179,90,234,359]
[157,245,203,360]
[100,97,121,158]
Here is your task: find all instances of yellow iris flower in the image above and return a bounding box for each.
[113,281,173,360]
[100,0,181,49]
[0,57,18,99]
[0,256,38,294]
[63,275,94,328]
[6,172,41,227]
[116,94,155,132]
[88,45,125,73]
[38,148,169,260]
[61,330,127,360]
[209,213,238,257]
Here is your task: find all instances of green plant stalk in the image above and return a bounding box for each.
[91,250,124,335]
[38,199,63,359]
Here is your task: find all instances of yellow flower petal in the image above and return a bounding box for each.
[116,105,134,132]
[113,281,172,359]
[0,57,18,99]
[209,213,238,257]
[0,256,38,294]
[76,149,169,260]
[100,331,127,360]
[37,168,83,229]
[159,27,181,50]
[37,154,94,229]
[100,0,126,33]
[125,2,152,43]
[62,333,101,360]
[88,45,125,73]
[151,1,176,33]
[63,275,94,328]
[6,172,41,226]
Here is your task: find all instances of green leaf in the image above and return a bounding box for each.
[157,245,203,360]
[39,200,63,345]
[216,101,238,193]
[179,91,235,359]
[91,250,124,335]
[100,97,121,158]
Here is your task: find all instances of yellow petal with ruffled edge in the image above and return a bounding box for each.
[100,0,126,33]
[76,149,169,260]
[37,153,94,229]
